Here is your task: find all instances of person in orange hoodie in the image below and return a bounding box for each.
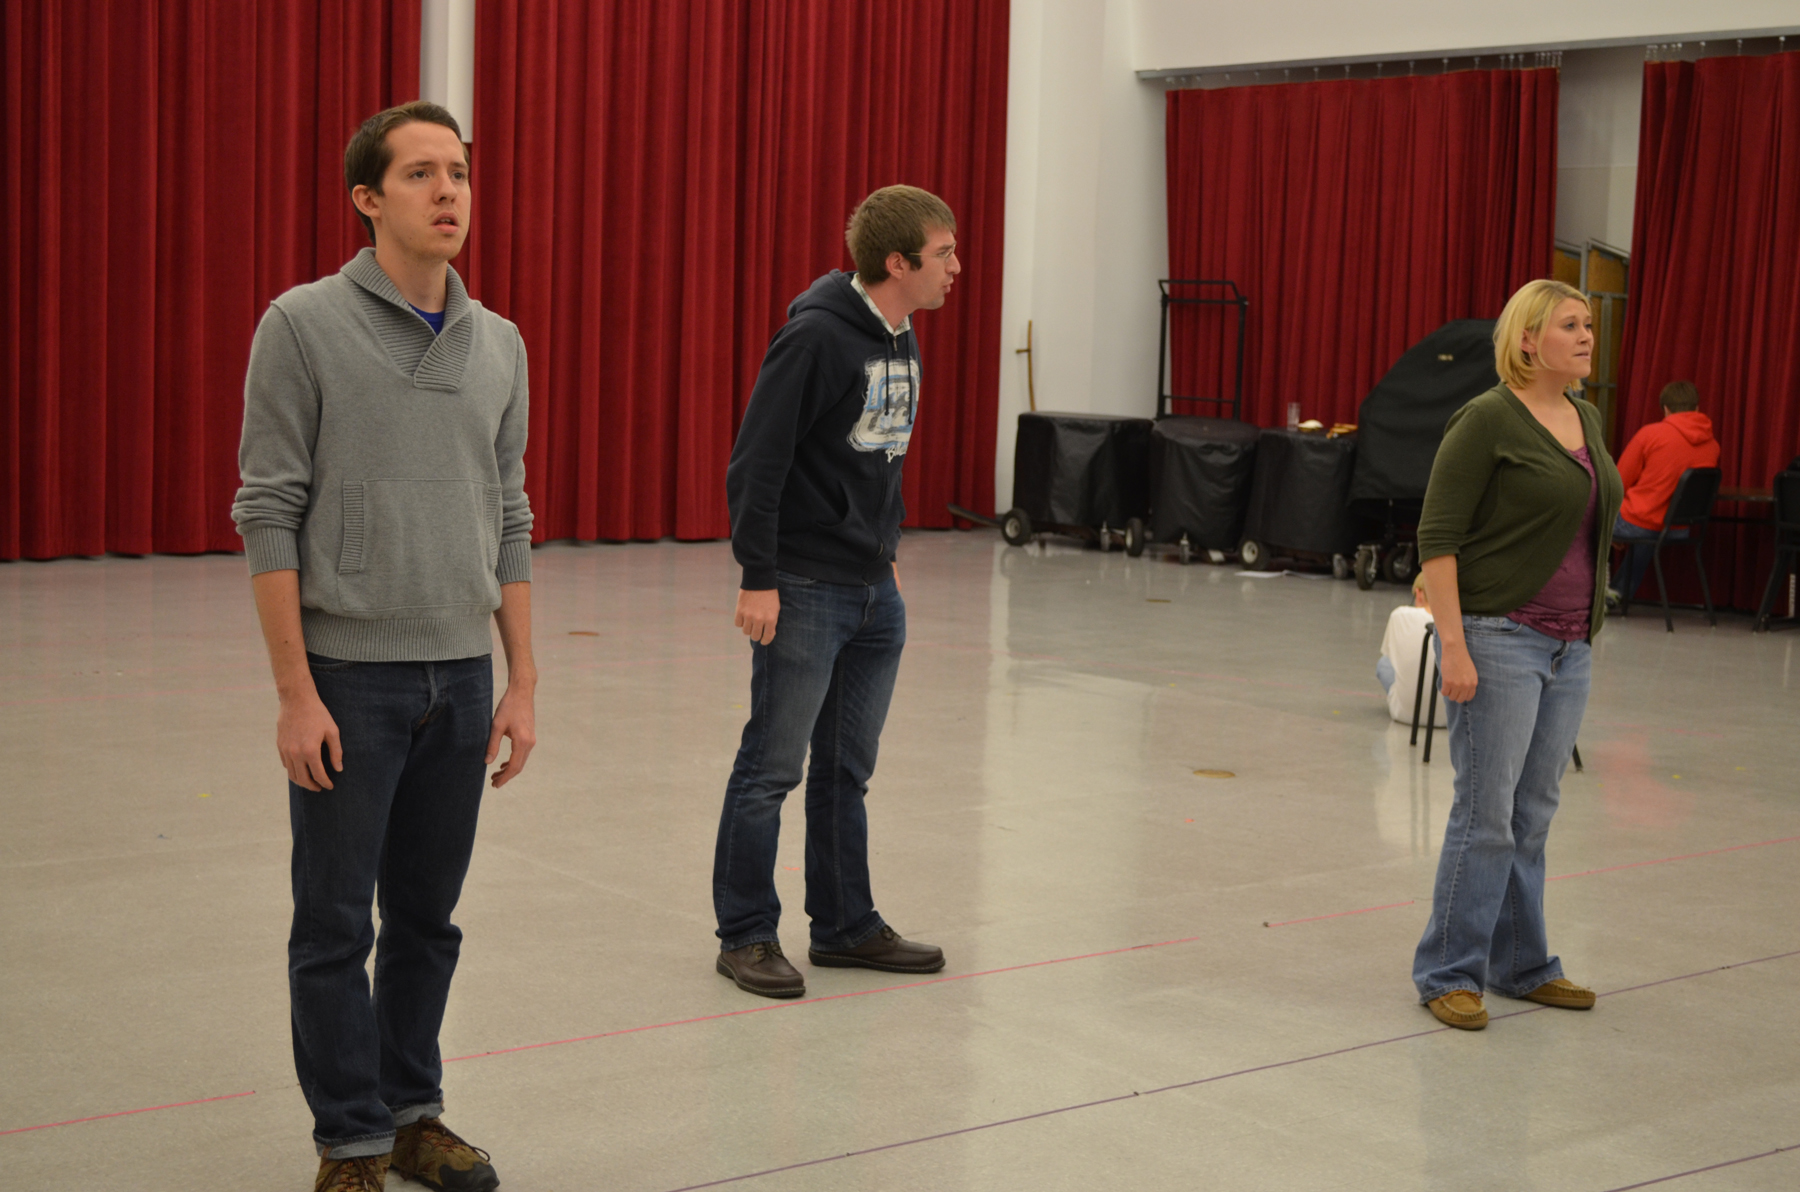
[1608,381,1721,605]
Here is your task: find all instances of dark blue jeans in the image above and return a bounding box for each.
[290,653,492,1158]
[1612,514,1685,600]
[713,571,905,953]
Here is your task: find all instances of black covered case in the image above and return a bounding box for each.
[1350,319,1499,502]
[1148,416,1261,548]
[1011,412,1152,528]
[1242,428,1360,556]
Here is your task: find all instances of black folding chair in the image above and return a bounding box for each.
[1619,466,1721,632]
[1754,470,1800,632]
[1411,622,1582,771]
[1409,623,1439,749]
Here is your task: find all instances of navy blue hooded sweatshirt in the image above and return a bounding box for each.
[728,270,920,589]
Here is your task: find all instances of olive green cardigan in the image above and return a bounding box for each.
[1417,385,1624,639]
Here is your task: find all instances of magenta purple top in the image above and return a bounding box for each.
[1511,447,1598,641]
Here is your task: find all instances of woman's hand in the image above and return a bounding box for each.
[1438,639,1479,703]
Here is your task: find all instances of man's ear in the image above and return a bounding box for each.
[351,184,382,223]
[884,249,910,279]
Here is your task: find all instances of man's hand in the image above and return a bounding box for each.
[1438,640,1479,703]
[486,682,536,787]
[892,560,902,593]
[736,588,780,644]
[252,569,342,792]
[278,689,343,791]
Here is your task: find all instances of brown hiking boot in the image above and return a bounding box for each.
[1522,977,1596,1009]
[391,1117,499,1191]
[316,1152,390,1192]
[1426,989,1488,1030]
[717,940,806,998]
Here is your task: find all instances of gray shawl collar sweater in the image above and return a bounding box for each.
[232,248,533,662]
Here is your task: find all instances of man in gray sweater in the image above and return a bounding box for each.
[233,101,531,1192]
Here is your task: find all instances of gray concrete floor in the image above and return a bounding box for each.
[2,531,1796,1191]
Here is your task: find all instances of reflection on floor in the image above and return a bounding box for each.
[2,531,1796,1191]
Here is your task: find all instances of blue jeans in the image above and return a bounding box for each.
[1612,514,1685,600]
[290,653,493,1157]
[713,571,905,952]
[1413,618,1589,1002]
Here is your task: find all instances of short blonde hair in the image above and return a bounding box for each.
[1492,279,1590,389]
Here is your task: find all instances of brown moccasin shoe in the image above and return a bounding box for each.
[1426,989,1488,1030]
[1522,977,1595,1009]
[809,926,945,974]
[391,1117,498,1191]
[316,1152,390,1192]
[717,941,806,998]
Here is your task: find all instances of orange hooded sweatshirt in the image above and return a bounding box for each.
[1617,410,1720,530]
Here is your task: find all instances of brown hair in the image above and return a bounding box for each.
[1492,279,1590,389]
[1660,380,1700,412]
[343,100,464,244]
[846,185,956,285]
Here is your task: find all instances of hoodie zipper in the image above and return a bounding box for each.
[869,327,910,564]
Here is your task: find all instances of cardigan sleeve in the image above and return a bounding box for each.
[1416,401,1499,564]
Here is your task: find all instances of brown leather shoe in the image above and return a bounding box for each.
[717,941,806,998]
[1522,977,1596,1009]
[1426,989,1488,1030]
[390,1116,498,1191]
[809,926,945,974]
[316,1152,390,1192]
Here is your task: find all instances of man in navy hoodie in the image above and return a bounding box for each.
[713,186,960,997]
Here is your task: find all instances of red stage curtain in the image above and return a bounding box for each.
[463,0,1007,542]
[1618,51,1800,610]
[1164,70,1557,430]
[1,1,419,560]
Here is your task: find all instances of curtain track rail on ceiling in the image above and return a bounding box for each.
[1136,24,1800,87]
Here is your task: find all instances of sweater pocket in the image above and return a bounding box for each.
[336,478,502,616]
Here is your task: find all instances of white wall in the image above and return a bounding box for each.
[1131,0,1800,71]
[1556,46,1645,251]
[995,0,1167,511]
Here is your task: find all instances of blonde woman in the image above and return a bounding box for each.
[1412,280,1623,1030]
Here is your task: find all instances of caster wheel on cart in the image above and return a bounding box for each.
[1124,518,1146,558]
[1178,536,1193,566]
[1097,522,1112,553]
[1238,538,1269,570]
[1387,543,1418,584]
[1331,553,1352,581]
[1001,508,1033,546]
[1354,546,1378,590]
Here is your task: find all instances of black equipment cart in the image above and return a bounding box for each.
[1144,416,1261,562]
[1347,319,1499,588]
[1001,412,1153,552]
[1237,428,1360,571]
[1157,280,1249,420]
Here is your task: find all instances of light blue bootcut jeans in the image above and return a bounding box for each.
[712,570,905,953]
[1413,616,1590,1003]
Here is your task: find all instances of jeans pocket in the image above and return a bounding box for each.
[306,654,358,673]
[775,569,818,586]
[1463,615,1522,634]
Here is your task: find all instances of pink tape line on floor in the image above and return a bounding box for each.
[442,934,1205,1063]
[0,1090,256,1137]
[1264,833,1800,928]
[1598,1141,1799,1190]
[659,948,1800,1191]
